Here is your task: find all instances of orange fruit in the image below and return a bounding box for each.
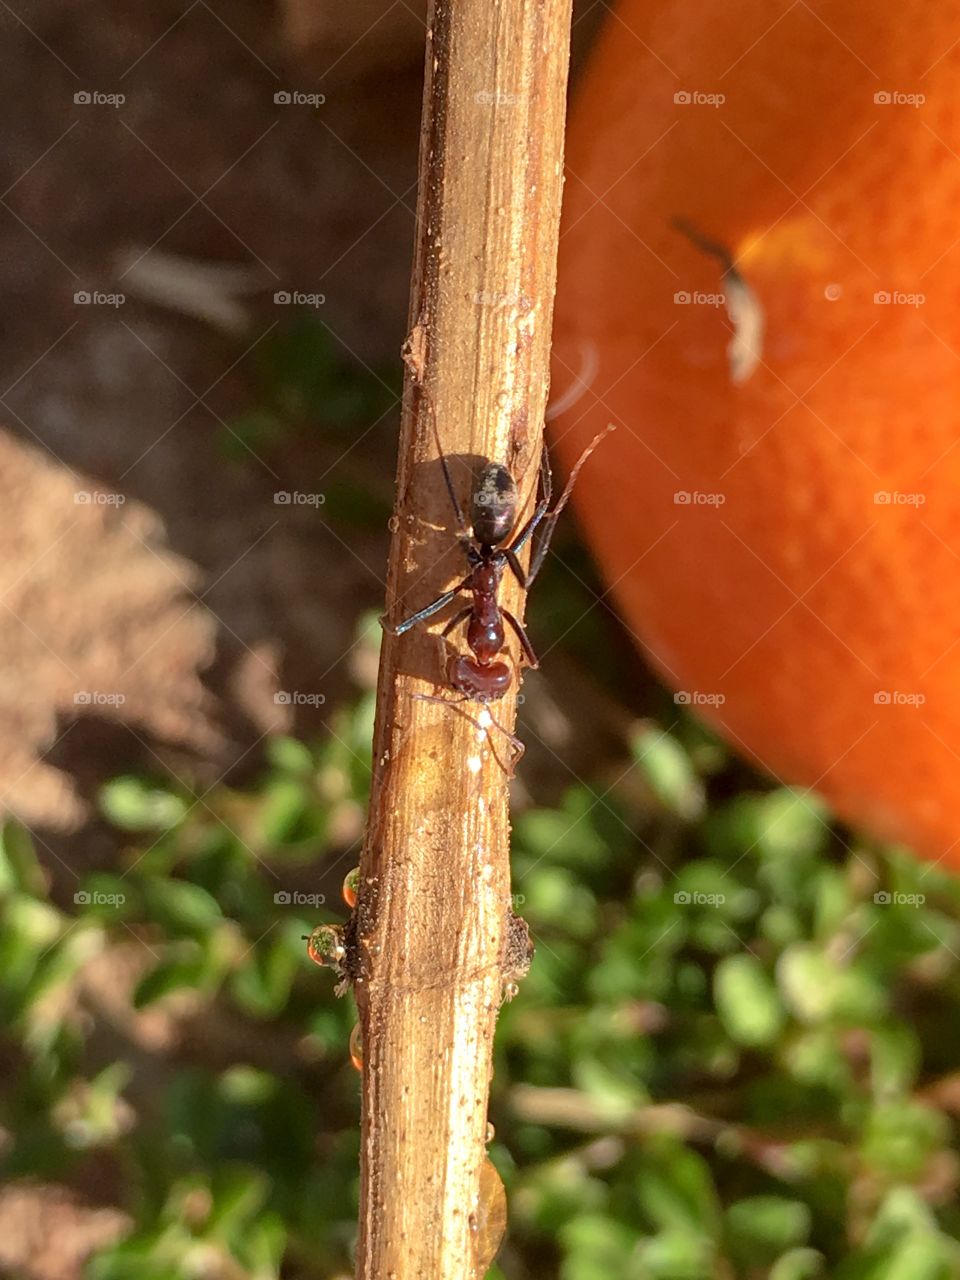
[553,0,960,863]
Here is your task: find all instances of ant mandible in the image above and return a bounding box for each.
[383,388,613,708]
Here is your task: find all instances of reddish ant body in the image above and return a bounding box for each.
[384,393,611,710]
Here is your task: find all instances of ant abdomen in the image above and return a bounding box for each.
[472,464,518,546]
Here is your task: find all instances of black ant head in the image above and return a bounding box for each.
[472,463,517,547]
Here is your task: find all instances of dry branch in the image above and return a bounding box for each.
[352,0,575,1275]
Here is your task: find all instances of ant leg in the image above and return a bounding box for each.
[502,547,529,590]
[524,424,615,586]
[506,447,552,561]
[502,609,539,669]
[440,605,472,640]
[382,575,471,636]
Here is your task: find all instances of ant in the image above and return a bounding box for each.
[383,388,612,736]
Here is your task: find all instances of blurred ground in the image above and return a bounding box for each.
[0,0,426,871]
[0,10,424,1263]
[3,9,960,1279]
[0,5,615,1276]
[0,0,606,886]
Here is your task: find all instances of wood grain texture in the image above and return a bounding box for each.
[353,0,574,1274]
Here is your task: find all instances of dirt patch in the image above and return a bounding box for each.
[0,0,427,869]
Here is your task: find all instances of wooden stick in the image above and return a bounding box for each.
[351,0,574,1275]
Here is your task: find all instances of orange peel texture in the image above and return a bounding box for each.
[553,0,960,863]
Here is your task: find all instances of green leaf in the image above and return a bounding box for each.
[636,1142,721,1240]
[633,1228,715,1279]
[770,1247,825,1280]
[142,879,222,934]
[20,925,102,1016]
[264,736,316,776]
[632,727,704,820]
[239,1212,286,1279]
[523,867,597,938]
[777,943,831,1022]
[257,778,314,846]
[859,1187,936,1249]
[726,1196,811,1264]
[714,953,785,1048]
[860,1099,948,1180]
[133,951,210,1009]
[100,776,187,832]
[559,1214,637,1280]
[206,1165,269,1237]
[703,789,828,865]
[229,937,297,1018]
[784,1028,851,1090]
[0,820,46,896]
[571,1058,644,1124]
[514,793,608,872]
[870,1024,920,1097]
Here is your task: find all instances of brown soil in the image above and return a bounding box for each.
[0,0,428,887]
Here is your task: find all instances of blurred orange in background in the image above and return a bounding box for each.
[553,0,960,865]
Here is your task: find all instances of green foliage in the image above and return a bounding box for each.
[0,658,375,1276]
[492,718,960,1278]
[3,634,960,1277]
[220,317,399,472]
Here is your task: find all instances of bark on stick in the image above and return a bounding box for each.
[353,1,574,1274]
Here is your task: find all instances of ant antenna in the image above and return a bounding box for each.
[412,691,525,778]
